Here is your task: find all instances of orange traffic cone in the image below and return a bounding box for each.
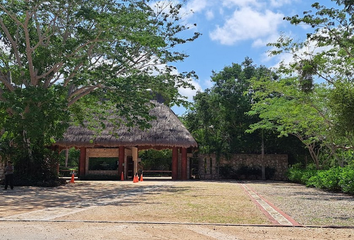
[121,171,124,181]
[140,173,143,182]
[133,173,139,183]
[70,173,75,183]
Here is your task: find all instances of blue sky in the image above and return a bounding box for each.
[166,0,336,115]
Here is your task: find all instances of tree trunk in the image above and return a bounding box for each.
[261,130,265,180]
[65,148,69,168]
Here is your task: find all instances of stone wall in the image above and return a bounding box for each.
[197,154,288,180]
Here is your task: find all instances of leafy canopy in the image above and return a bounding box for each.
[249,0,354,168]
[0,0,199,183]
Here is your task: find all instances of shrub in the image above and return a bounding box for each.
[289,164,354,194]
[287,164,317,185]
[339,167,354,194]
[219,165,237,179]
[79,174,120,180]
[320,167,342,191]
[236,166,262,177]
[287,163,307,184]
[265,167,276,180]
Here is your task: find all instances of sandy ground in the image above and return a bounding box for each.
[1,180,354,240]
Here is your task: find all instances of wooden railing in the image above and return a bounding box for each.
[59,169,76,177]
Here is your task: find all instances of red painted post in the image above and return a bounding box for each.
[181,148,187,180]
[119,147,125,180]
[79,147,86,178]
[172,147,178,180]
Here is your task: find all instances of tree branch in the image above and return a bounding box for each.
[67,85,101,107]
[23,10,37,86]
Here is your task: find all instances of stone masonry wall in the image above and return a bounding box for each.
[198,154,288,180]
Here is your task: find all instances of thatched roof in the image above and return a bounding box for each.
[54,101,197,149]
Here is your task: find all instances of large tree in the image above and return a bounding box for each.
[184,58,301,158]
[0,0,199,183]
[249,0,354,168]
[247,76,336,169]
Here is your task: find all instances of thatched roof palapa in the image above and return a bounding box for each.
[54,101,197,149]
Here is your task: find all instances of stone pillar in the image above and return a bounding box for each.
[172,147,178,180]
[119,147,125,180]
[79,147,86,177]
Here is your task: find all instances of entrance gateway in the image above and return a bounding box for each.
[53,101,197,180]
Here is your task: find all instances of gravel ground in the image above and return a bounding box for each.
[1,180,354,240]
[248,181,354,226]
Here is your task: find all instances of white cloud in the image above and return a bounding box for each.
[269,28,335,72]
[179,78,202,102]
[205,10,214,20]
[221,0,261,8]
[185,0,208,13]
[252,32,280,48]
[269,0,298,8]
[209,7,284,45]
[203,78,214,89]
[179,0,209,20]
[221,0,297,8]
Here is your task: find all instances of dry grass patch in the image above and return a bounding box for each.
[64,181,270,224]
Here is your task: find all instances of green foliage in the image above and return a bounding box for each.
[59,148,80,168]
[250,0,354,168]
[0,0,199,185]
[248,75,336,168]
[236,166,262,179]
[139,149,172,170]
[262,0,354,168]
[287,163,317,184]
[219,165,237,179]
[307,168,342,191]
[288,164,354,194]
[79,174,120,180]
[184,58,296,158]
[329,82,354,137]
[14,148,63,186]
[339,168,354,193]
[219,165,276,180]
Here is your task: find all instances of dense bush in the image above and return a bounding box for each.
[287,163,317,184]
[13,177,66,187]
[307,167,342,191]
[219,165,237,179]
[79,174,120,180]
[339,167,354,194]
[287,164,354,194]
[219,165,276,180]
[139,149,172,170]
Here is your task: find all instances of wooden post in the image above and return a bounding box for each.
[172,147,178,180]
[65,148,69,167]
[79,147,86,178]
[181,148,187,180]
[119,147,125,180]
[132,147,138,175]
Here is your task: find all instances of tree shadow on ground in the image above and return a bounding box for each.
[0,182,190,217]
